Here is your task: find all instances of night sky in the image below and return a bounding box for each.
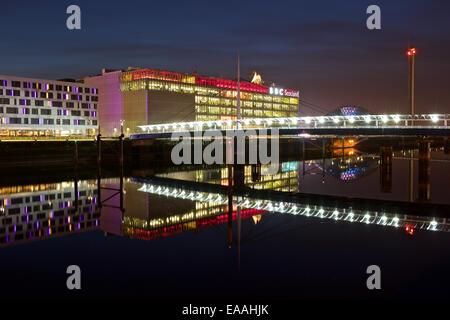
[1,0,449,114]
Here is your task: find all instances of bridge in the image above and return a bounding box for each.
[131,114,450,139]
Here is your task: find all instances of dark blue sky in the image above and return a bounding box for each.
[1,0,449,113]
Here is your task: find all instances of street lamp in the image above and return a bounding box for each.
[407,47,417,115]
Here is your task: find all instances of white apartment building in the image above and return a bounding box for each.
[0,75,99,137]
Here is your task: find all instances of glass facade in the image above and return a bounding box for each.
[120,69,299,122]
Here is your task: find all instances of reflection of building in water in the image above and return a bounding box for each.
[121,164,296,239]
[159,163,299,192]
[122,205,264,241]
[0,181,100,247]
[303,155,379,181]
[105,180,264,240]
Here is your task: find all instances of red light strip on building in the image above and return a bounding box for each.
[125,68,298,95]
[126,208,265,241]
[195,76,269,93]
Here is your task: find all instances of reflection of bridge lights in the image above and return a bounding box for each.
[429,220,438,231]
[331,210,340,220]
[346,212,355,222]
[289,205,298,215]
[318,208,325,218]
[305,206,311,216]
[405,224,415,236]
[379,215,388,225]
[392,217,400,227]
[136,182,448,233]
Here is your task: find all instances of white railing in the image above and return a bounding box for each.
[137,114,450,134]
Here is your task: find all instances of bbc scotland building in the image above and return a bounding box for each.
[0,75,99,137]
[85,68,300,136]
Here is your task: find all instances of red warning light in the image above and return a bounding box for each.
[407,47,417,57]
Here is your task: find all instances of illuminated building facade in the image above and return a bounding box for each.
[0,75,99,137]
[109,163,299,240]
[85,68,300,136]
[0,181,100,246]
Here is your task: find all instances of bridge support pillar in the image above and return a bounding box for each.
[233,164,245,189]
[444,138,449,155]
[251,164,261,182]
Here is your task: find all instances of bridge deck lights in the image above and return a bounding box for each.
[137,113,450,136]
[430,114,439,123]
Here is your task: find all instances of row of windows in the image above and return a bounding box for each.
[196,95,297,106]
[194,105,296,117]
[0,98,97,110]
[0,106,97,117]
[0,216,99,244]
[0,117,97,126]
[194,98,297,111]
[1,189,96,206]
[1,208,95,224]
[121,79,299,105]
[0,79,98,94]
[8,193,75,205]
[195,111,295,121]
[0,88,98,102]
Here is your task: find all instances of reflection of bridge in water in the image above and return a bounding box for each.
[134,175,450,237]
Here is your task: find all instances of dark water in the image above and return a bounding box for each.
[1,139,450,304]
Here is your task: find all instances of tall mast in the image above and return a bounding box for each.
[237,52,241,124]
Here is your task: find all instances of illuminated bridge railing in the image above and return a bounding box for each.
[137,183,450,233]
[137,114,450,134]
